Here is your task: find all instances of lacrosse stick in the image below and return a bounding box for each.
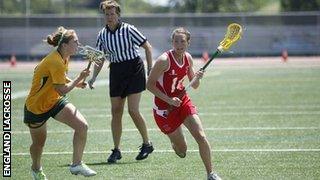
[78,45,108,84]
[164,23,242,116]
[184,23,242,92]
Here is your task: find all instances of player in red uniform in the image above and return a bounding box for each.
[147,27,221,180]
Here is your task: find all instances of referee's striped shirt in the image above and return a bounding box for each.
[96,22,147,63]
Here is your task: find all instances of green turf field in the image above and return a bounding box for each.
[1,57,320,179]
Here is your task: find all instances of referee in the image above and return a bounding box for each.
[88,0,154,163]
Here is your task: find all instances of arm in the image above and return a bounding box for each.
[54,69,90,95]
[129,25,153,75]
[146,54,181,107]
[141,41,153,75]
[66,76,86,88]
[88,60,105,89]
[186,53,203,89]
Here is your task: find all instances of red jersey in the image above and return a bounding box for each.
[154,50,191,110]
[153,50,198,134]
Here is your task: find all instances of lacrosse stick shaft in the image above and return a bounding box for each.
[184,49,221,92]
[77,44,105,84]
[86,61,92,70]
[80,61,92,84]
[200,49,220,71]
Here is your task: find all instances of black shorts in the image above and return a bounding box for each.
[24,96,69,128]
[109,57,146,98]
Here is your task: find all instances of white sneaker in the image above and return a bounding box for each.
[69,162,97,177]
[31,167,48,180]
[208,172,222,180]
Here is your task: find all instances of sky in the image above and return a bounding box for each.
[146,0,170,6]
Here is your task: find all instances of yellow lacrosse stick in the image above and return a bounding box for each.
[200,23,243,71]
[184,23,243,92]
[218,23,242,52]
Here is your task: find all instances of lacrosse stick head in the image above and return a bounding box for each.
[78,45,107,66]
[218,23,242,52]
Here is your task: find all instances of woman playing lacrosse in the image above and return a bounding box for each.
[147,27,221,180]
[88,0,154,163]
[24,26,96,179]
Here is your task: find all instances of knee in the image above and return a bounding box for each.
[82,122,88,132]
[112,106,123,116]
[128,108,140,117]
[31,139,46,149]
[75,121,88,133]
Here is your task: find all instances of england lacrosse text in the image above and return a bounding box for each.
[3,81,11,177]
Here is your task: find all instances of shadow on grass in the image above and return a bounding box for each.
[60,160,147,167]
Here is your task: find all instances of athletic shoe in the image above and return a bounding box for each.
[69,162,97,177]
[31,167,48,180]
[208,172,222,180]
[135,142,154,160]
[107,148,122,163]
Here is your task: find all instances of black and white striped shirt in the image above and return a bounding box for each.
[96,22,147,63]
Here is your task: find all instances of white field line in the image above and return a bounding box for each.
[11,108,320,115]
[6,149,320,156]
[7,126,320,134]
[10,107,320,119]
[204,71,221,77]
[7,79,109,100]
[206,105,320,109]
[199,111,320,116]
[11,91,29,100]
[82,105,320,111]
[82,111,320,118]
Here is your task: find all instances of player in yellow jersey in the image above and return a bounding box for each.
[24,26,96,180]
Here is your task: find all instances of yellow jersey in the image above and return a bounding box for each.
[25,50,68,114]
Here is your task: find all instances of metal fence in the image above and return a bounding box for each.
[0,12,319,60]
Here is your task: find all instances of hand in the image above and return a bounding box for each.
[88,77,96,89]
[79,69,90,79]
[76,81,87,89]
[169,97,182,107]
[195,69,205,80]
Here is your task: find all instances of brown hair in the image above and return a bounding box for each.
[171,27,191,42]
[100,0,121,15]
[46,26,75,47]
